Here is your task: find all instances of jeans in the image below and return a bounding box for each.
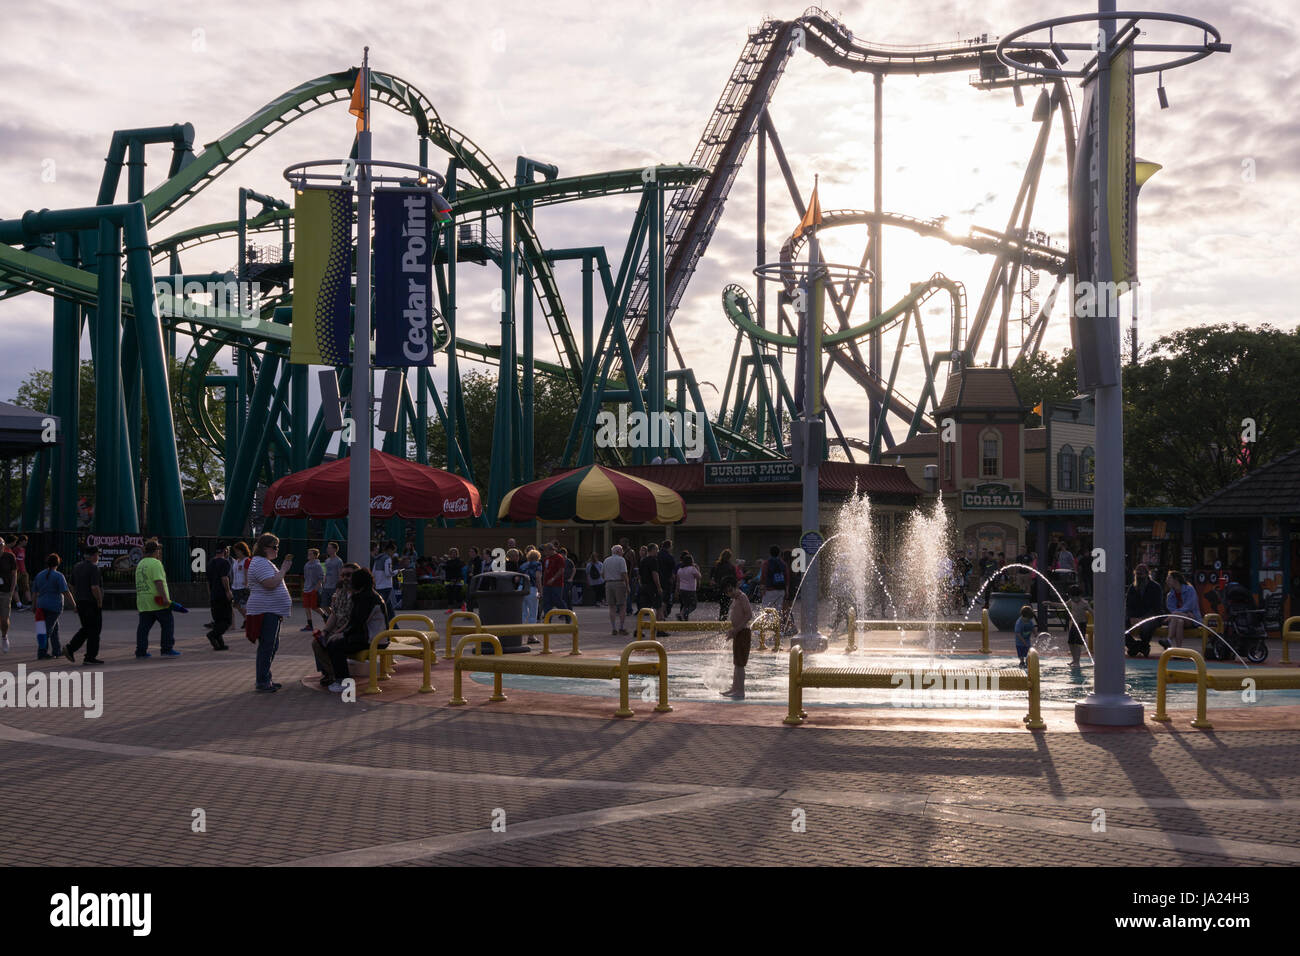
[377,588,393,623]
[446,583,464,609]
[522,591,538,625]
[68,603,102,659]
[255,613,282,688]
[679,591,698,620]
[136,608,175,655]
[542,585,564,615]
[39,607,62,654]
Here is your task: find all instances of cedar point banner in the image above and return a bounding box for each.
[290,186,353,366]
[374,188,436,367]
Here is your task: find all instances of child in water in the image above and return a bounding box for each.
[1014,604,1035,667]
[720,577,753,699]
[1065,585,1091,668]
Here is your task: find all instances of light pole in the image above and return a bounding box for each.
[997,6,1228,725]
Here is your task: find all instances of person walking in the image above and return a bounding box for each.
[759,545,786,611]
[373,541,396,622]
[586,553,605,605]
[518,548,542,627]
[0,541,15,652]
[603,544,629,636]
[13,535,31,611]
[205,544,233,651]
[34,553,75,659]
[712,549,737,622]
[720,577,753,699]
[301,548,324,631]
[135,540,178,658]
[675,551,701,621]
[65,546,104,664]
[230,541,251,622]
[540,542,566,616]
[637,542,662,615]
[245,533,293,692]
[657,540,677,621]
[320,541,343,615]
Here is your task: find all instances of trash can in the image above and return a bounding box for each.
[467,571,530,653]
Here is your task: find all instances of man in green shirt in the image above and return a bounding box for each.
[135,539,178,658]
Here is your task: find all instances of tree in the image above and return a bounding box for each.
[422,369,578,494]
[1123,324,1300,505]
[1009,349,1082,427]
[11,357,228,507]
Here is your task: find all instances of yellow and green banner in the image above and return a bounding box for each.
[290,186,352,366]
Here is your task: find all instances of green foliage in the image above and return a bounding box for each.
[1019,325,1300,506]
[1009,349,1081,427]
[10,357,228,504]
[1122,324,1300,506]
[423,368,576,492]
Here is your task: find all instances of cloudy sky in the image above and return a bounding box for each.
[3,0,1295,459]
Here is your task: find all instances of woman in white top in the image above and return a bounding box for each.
[246,533,293,692]
[230,540,251,620]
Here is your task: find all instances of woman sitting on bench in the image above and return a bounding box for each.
[325,568,388,694]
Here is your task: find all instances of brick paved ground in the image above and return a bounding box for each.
[1,608,1297,866]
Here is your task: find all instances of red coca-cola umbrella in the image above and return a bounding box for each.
[263,450,481,520]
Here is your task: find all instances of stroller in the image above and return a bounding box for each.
[1205,583,1269,663]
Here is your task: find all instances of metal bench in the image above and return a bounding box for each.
[347,628,435,696]
[1087,612,1224,657]
[445,609,580,659]
[784,645,1044,729]
[1152,646,1300,729]
[844,608,992,653]
[448,633,671,718]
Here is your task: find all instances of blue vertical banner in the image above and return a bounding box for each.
[374,188,435,367]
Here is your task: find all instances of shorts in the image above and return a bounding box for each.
[606,582,628,608]
[303,591,319,610]
[233,588,250,608]
[732,628,752,667]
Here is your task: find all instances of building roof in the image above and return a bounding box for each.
[936,367,1024,414]
[888,433,937,458]
[612,461,923,498]
[1188,448,1300,518]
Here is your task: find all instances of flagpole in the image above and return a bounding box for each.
[795,174,827,652]
[347,48,373,566]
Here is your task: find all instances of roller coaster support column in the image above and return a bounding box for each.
[95,221,128,531]
[646,183,666,460]
[487,208,517,523]
[869,72,884,461]
[51,233,80,542]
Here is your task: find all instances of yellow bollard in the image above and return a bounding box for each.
[1022,648,1045,730]
[783,646,804,725]
[1152,647,1211,729]
[1283,616,1300,664]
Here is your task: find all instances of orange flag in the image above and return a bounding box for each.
[790,180,823,244]
[349,70,367,133]
[1032,401,1043,418]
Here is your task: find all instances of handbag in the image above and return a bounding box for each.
[245,612,265,643]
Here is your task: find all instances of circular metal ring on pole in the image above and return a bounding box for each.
[752,261,873,285]
[282,158,445,189]
[996,11,1227,80]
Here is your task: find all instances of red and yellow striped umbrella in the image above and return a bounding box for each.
[498,465,685,525]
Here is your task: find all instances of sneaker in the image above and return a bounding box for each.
[527,637,540,644]
[618,628,629,636]
[37,652,51,660]
[215,641,229,651]
[135,652,152,659]
[327,681,346,692]
[64,647,76,664]
[161,649,182,657]
[612,629,619,636]
[300,624,314,632]
[83,658,104,665]
[271,682,282,690]
[1,636,8,652]
[255,684,278,693]
[720,689,736,698]
[1158,638,1171,650]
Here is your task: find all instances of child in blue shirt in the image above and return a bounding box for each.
[1014,604,1035,667]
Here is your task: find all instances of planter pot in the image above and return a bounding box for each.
[988,591,1032,631]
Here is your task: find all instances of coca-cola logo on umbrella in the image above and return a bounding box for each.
[443,496,470,515]
[370,495,395,512]
[275,494,301,511]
